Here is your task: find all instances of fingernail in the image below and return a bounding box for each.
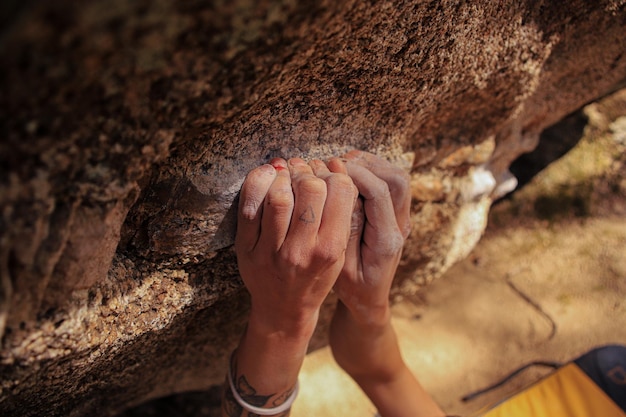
[270,158,288,170]
[260,164,278,174]
[344,150,362,160]
[288,157,307,166]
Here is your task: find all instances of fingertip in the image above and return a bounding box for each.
[245,164,277,183]
[310,159,331,176]
[270,158,288,170]
[288,157,316,178]
[259,163,278,174]
[344,149,363,160]
[240,165,276,219]
[270,159,293,180]
[327,157,348,174]
[237,164,282,252]
[288,157,307,167]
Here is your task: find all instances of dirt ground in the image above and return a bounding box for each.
[293,89,626,417]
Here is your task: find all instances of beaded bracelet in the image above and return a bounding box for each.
[227,356,300,416]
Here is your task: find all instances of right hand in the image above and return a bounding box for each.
[329,150,412,325]
[328,151,440,416]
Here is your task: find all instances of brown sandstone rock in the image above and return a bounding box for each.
[0,0,625,415]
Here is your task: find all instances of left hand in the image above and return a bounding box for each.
[235,157,358,337]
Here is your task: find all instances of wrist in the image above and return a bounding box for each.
[335,299,391,331]
[231,317,312,404]
[330,302,403,381]
[336,292,392,328]
[248,304,319,343]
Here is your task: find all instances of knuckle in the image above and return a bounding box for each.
[328,174,358,199]
[277,247,300,269]
[314,240,345,264]
[326,172,354,189]
[372,180,392,201]
[388,170,411,196]
[388,229,406,253]
[297,176,327,198]
[375,228,405,257]
[266,187,293,211]
[278,245,318,271]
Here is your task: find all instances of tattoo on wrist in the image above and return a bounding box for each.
[271,386,296,407]
[223,352,293,417]
[223,381,243,417]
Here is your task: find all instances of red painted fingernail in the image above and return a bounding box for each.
[270,161,285,170]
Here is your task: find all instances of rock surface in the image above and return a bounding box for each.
[0,1,625,415]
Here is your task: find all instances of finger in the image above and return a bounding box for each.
[256,158,294,253]
[309,159,332,177]
[345,150,411,238]
[345,161,404,256]
[235,164,277,252]
[339,196,364,281]
[315,168,357,257]
[326,157,349,175]
[310,158,358,252]
[269,157,288,172]
[283,158,326,246]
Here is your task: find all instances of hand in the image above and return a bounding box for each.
[235,157,357,337]
[331,150,411,325]
[223,157,357,417]
[327,151,445,417]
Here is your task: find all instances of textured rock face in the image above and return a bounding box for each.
[0,0,625,415]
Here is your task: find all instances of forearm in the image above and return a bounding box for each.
[358,366,446,417]
[221,311,317,417]
[330,302,445,417]
[330,301,400,379]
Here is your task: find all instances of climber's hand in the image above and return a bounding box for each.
[323,152,446,417]
[225,157,356,416]
[330,150,411,326]
[235,157,357,337]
